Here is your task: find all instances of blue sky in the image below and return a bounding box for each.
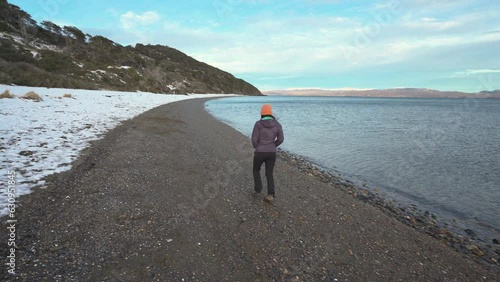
[9,0,500,92]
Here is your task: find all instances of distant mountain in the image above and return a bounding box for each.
[0,0,261,95]
[479,90,500,95]
[264,88,500,98]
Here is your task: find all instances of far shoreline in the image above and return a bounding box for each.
[263,88,500,99]
[265,94,500,99]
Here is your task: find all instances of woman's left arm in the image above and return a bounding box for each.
[251,122,260,148]
[275,124,284,147]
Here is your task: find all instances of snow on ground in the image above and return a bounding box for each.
[0,85,232,216]
[0,32,24,45]
[74,61,84,68]
[108,66,132,70]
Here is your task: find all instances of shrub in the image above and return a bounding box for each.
[35,50,78,73]
[0,89,15,99]
[21,91,43,101]
[0,42,35,63]
[63,93,73,98]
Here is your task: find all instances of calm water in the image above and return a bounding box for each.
[205,96,500,241]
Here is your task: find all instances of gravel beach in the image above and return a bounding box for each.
[1,98,498,281]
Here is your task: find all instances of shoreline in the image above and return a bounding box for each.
[275,149,500,269]
[1,98,498,280]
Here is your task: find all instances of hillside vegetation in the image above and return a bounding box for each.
[0,0,261,95]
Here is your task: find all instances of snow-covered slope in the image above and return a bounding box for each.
[0,85,230,216]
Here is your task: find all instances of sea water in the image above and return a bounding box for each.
[205,96,500,242]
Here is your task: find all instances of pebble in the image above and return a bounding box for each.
[466,245,484,257]
[464,229,475,237]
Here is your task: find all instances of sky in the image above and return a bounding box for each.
[9,0,500,92]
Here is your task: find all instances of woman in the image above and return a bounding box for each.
[251,104,284,203]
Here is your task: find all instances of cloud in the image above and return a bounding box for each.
[454,69,500,76]
[257,75,300,81]
[120,11,161,29]
[403,17,461,31]
[179,10,498,79]
[399,0,476,11]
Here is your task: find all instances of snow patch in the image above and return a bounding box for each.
[0,84,233,217]
[108,66,132,70]
[89,70,108,80]
[73,62,84,68]
[166,81,187,90]
[0,32,24,45]
[0,31,62,52]
[31,41,62,52]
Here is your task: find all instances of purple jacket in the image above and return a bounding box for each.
[251,119,284,152]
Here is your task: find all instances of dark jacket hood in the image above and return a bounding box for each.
[260,119,277,128]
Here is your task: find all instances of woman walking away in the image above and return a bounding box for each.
[252,104,284,203]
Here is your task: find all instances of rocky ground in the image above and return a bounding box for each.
[1,98,499,281]
[277,151,500,269]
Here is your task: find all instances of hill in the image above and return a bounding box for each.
[0,0,261,95]
[264,88,500,98]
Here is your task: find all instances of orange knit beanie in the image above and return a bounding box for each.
[261,104,272,116]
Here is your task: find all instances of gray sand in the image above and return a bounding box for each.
[1,98,498,281]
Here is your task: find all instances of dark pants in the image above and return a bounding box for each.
[253,152,277,195]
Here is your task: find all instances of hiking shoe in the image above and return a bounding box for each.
[264,194,274,203]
